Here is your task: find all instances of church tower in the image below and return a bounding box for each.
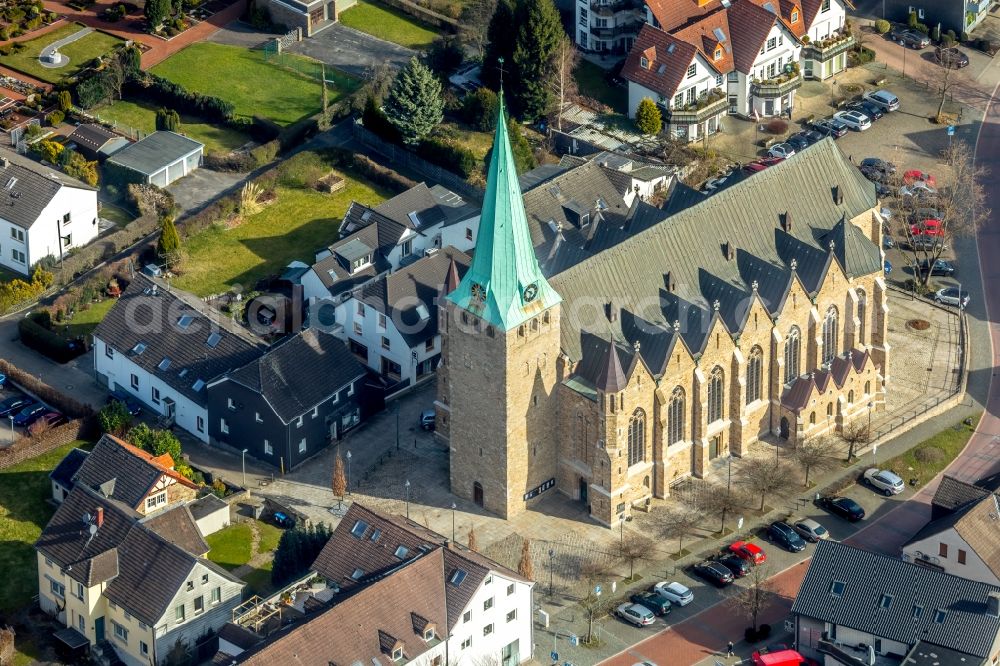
[436,95,562,519]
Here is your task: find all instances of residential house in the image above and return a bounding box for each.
[37,484,245,666]
[902,493,1000,585]
[205,328,368,470]
[67,124,130,162]
[336,247,470,388]
[881,0,989,37]
[0,149,99,276]
[53,434,199,516]
[188,494,231,537]
[306,503,534,665]
[260,0,337,38]
[553,151,677,201]
[93,273,267,443]
[105,131,204,188]
[301,182,479,308]
[929,474,1000,520]
[792,540,1000,666]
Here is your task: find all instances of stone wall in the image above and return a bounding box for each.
[0,419,90,470]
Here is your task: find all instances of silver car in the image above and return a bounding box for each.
[834,110,871,131]
[864,468,905,496]
[864,90,900,112]
[616,602,656,626]
[768,143,796,159]
[934,287,970,308]
[653,581,694,606]
[792,518,830,542]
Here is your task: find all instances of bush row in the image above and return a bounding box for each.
[18,311,86,363]
[0,359,95,419]
[126,72,234,122]
[0,265,52,315]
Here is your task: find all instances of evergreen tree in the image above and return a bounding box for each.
[481,0,516,91]
[635,97,662,135]
[511,0,562,120]
[155,107,179,132]
[120,45,141,77]
[484,116,536,174]
[144,0,169,30]
[56,90,72,112]
[383,57,444,145]
[157,214,181,265]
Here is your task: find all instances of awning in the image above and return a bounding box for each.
[53,627,89,650]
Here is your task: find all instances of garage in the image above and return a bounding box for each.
[105,131,204,188]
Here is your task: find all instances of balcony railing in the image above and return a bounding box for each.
[802,30,855,60]
[590,0,641,12]
[591,23,640,39]
[666,89,728,124]
[750,72,802,98]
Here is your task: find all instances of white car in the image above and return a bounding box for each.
[864,90,900,112]
[834,110,872,131]
[616,602,656,626]
[768,143,796,159]
[899,182,937,197]
[792,518,830,542]
[653,581,694,606]
[703,171,733,192]
[864,468,905,495]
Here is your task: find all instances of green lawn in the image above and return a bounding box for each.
[205,522,254,570]
[173,172,391,296]
[94,99,251,155]
[880,415,982,487]
[151,43,351,126]
[257,521,283,555]
[0,441,91,613]
[574,59,628,114]
[0,23,124,83]
[242,562,274,598]
[57,297,116,338]
[339,0,439,49]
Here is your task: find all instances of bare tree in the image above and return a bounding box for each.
[331,453,346,508]
[701,483,745,533]
[618,532,653,579]
[106,55,126,101]
[467,526,478,552]
[739,457,789,512]
[840,420,871,461]
[792,436,840,486]
[727,563,774,635]
[517,539,533,579]
[657,508,702,554]
[579,560,616,643]
[459,0,498,60]
[547,34,579,131]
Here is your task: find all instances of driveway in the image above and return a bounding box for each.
[285,24,415,78]
[168,168,246,217]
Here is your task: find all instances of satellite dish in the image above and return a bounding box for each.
[82,512,92,524]
[89,524,98,536]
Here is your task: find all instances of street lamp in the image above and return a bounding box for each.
[241,448,248,488]
[548,549,555,598]
[867,401,874,457]
[346,450,352,495]
[404,479,411,519]
[451,502,457,542]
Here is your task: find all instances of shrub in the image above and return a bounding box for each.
[915,446,945,463]
[272,524,333,586]
[765,118,788,134]
[914,22,929,34]
[46,110,64,126]
[276,150,329,189]
[250,140,280,168]
[908,10,918,27]
[417,136,478,178]
[212,478,226,498]
[126,423,183,462]
[930,25,940,42]
[98,400,132,436]
[462,88,499,132]
[874,19,890,34]
[18,312,82,363]
[635,97,662,135]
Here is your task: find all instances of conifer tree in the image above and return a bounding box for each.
[511,0,562,120]
[383,57,444,145]
[635,97,662,135]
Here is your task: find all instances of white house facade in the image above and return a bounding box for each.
[447,570,534,666]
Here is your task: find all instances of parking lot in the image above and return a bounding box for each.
[0,379,65,448]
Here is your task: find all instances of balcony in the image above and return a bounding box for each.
[590,0,641,13]
[666,88,728,124]
[591,23,640,39]
[802,29,855,61]
[750,71,802,98]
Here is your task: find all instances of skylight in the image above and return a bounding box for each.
[407,211,421,227]
[416,304,430,321]
[158,357,171,371]
[351,520,369,538]
[449,569,467,586]
[912,605,923,620]
[713,27,727,42]
[395,546,409,559]
[206,332,222,348]
[351,568,364,581]
[879,594,893,609]
[177,315,194,330]
[933,609,947,624]
[179,368,189,378]
[370,528,382,542]
[131,342,147,355]
[829,581,846,598]
[763,1,776,12]
[191,379,205,392]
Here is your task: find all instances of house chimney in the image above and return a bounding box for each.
[664,271,676,293]
[95,507,104,528]
[834,185,843,205]
[783,211,792,232]
[988,591,1000,618]
[605,301,619,323]
[0,157,8,169]
[724,241,735,261]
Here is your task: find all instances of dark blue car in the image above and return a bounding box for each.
[0,395,34,418]
[768,521,807,552]
[13,403,47,427]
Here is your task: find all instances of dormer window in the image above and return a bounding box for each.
[640,56,649,69]
[350,254,373,273]
[791,9,798,21]
[423,628,435,641]
[392,647,403,661]
[714,48,722,60]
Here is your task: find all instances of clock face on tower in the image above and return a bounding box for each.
[522,282,539,303]
[471,282,486,303]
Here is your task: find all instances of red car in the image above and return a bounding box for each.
[729,541,767,565]
[910,219,944,236]
[903,170,937,188]
[743,156,784,173]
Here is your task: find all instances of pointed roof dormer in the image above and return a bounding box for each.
[596,339,628,393]
[447,93,561,331]
[441,256,461,297]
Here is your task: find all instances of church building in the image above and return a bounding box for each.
[436,97,887,527]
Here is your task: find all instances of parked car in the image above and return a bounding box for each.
[911,207,943,223]
[629,590,673,616]
[861,157,897,174]
[934,286,970,308]
[883,235,895,250]
[653,581,694,606]
[934,46,969,68]
[717,553,752,578]
[860,165,890,183]
[899,182,937,197]
[846,100,885,121]
[108,389,142,417]
[911,235,946,251]
[785,134,811,152]
[33,411,67,429]
[767,521,807,552]
[615,603,656,627]
[273,511,296,528]
[910,219,944,237]
[833,110,871,131]
[863,468,905,496]
[12,402,47,427]
[0,395,35,418]
[903,170,937,188]
[864,90,901,111]
[768,143,796,159]
[811,118,848,138]
[917,258,956,276]
[744,156,784,173]
[729,541,767,565]
[420,409,436,431]
[890,28,930,49]
[692,561,735,587]
[816,495,866,522]
[791,518,830,542]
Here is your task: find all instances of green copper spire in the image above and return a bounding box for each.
[447,94,560,330]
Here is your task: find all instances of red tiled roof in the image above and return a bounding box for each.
[674,10,736,73]
[621,24,700,99]
[645,0,723,32]
[106,434,199,491]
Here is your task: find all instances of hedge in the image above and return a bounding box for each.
[18,312,86,363]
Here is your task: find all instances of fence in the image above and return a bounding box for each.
[352,121,483,201]
[0,419,90,470]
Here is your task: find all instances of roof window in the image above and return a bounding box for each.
[449,569,467,586]
[206,332,222,348]
[395,545,409,559]
[351,568,364,581]
[191,379,205,392]
[933,609,947,623]
[177,315,194,330]
[829,581,846,598]
[158,357,171,371]
[131,342,147,355]
[351,520,369,538]
[879,594,893,609]
[370,528,382,542]
[912,605,923,620]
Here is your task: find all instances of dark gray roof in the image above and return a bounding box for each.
[189,493,228,521]
[310,207,400,297]
[548,139,881,365]
[220,328,367,423]
[49,448,89,488]
[519,164,569,190]
[358,247,471,347]
[68,123,125,153]
[93,274,266,405]
[0,149,97,228]
[218,623,262,651]
[373,182,476,230]
[106,131,203,176]
[904,641,985,666]
[932,475,992,516]
[792,540,1000,659]
[141,503,210,556]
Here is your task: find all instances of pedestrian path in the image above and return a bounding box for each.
[38,26,92,68]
